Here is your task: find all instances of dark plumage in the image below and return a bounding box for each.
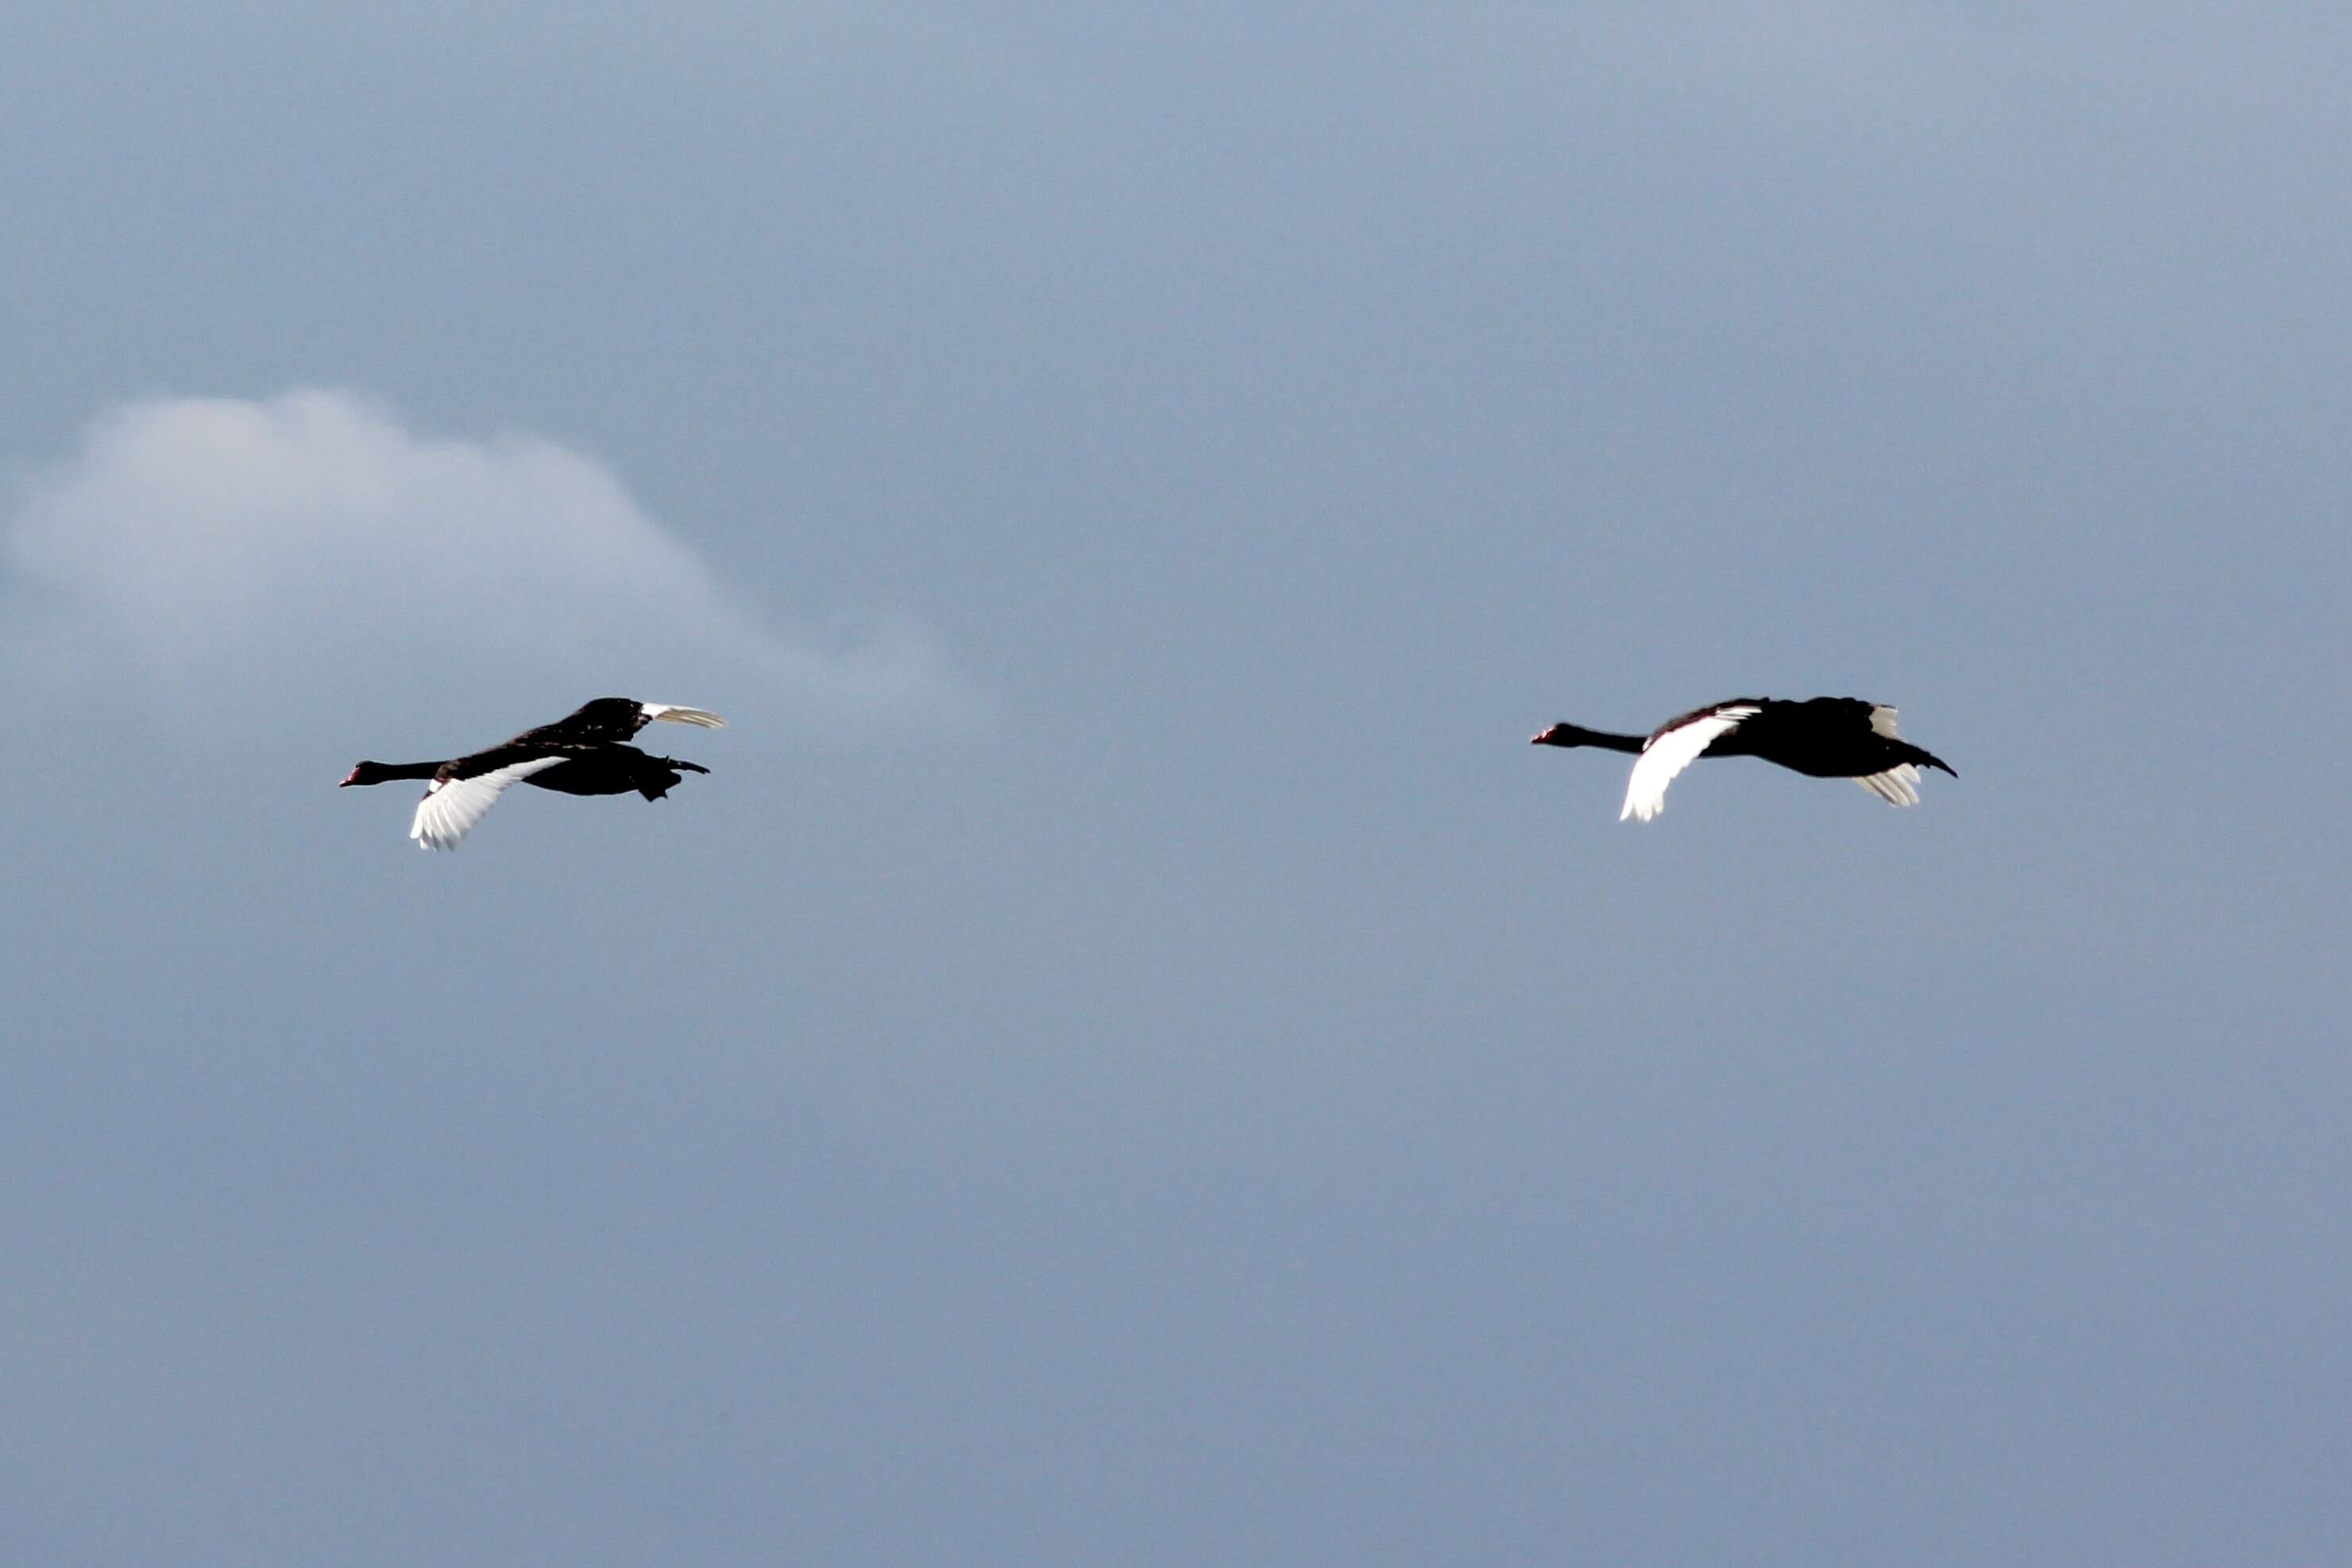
[341,698,725,849]
[1531,697,1956,821]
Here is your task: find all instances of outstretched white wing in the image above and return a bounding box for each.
[639,705,726,729]
[1620,705,1760,823]
[410,756,569,850]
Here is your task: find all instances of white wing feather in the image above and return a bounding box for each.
[638,704,726,728]
[1861,710,1921,805]
[1854,763,1922,806]
[1620,705,1760,823]
[410,755,570,850]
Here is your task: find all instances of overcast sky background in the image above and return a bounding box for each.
[4,4,2347,1562]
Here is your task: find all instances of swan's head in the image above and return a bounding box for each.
[341,761,388,786]
[1530,723,1585,748]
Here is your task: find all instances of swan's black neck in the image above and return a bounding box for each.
[1531,723,1644,755]
[341,759,445,786]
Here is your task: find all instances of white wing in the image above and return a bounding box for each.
[1860,709,1922,804]
[1854,763,1922,806]
[409,755,569,850]
[1620,705,1760,823]
[638,704,726,728]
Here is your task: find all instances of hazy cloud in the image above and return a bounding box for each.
[1,389,968,730]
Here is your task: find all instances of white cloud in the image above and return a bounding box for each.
[2,390,970,734]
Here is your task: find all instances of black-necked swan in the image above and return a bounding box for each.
[341,698,726,849]
[1531,697,1956,821]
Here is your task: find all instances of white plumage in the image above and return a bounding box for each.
[1854,764,1922,805]
[637,705,726,728]
[1620,705,1761,822]
[409,756,570,851]
[1855,708,1921,804]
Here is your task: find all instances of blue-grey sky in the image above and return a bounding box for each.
[5,4,2347,1562]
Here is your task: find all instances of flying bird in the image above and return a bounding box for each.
[342,698,726,849]
[1531,697,1956,822]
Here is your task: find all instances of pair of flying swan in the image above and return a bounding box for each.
[343,694,1953,848]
